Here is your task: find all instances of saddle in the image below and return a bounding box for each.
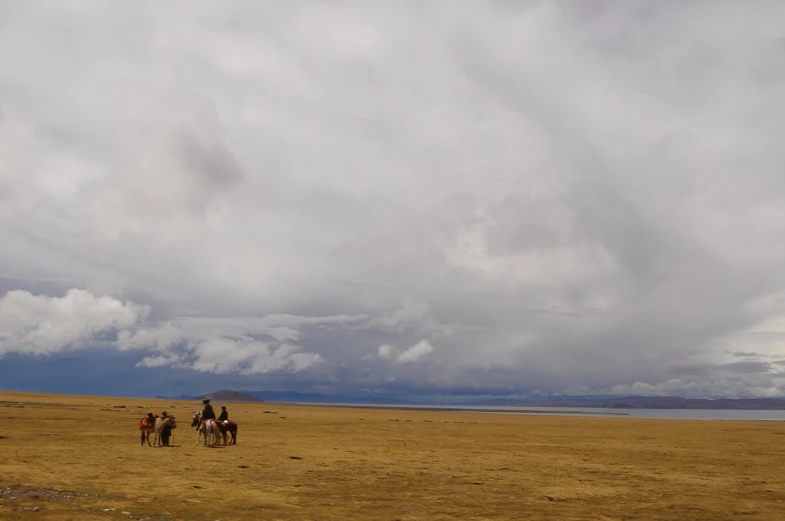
[201,419,231,432]
[198,418,217,428]
[139,414,159,429]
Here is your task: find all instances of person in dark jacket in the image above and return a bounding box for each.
[160,411,172,446]
[201,399,216,421]
[217,405,229,422]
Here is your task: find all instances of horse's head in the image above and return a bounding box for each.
[191,411,201,427]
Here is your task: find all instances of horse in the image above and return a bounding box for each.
[191,412,220,447]
[210,419,238,445]
[219,419,238,445]
[139,415,177,447]
[139,415,158,446]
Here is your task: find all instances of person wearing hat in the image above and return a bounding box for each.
[217,404,229,423]
[201,399,216,421]
[160,411,173,446]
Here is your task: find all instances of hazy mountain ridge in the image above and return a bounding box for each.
[249,390,412,404]
[195,389,263,403]
[465,396,785,410]
[160,390,785,410]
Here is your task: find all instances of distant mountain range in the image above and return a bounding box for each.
[158,389,262,403]
[161,390,413,404]
[251,390,412,404]
[467,396,785,410]
[158,390,785,410]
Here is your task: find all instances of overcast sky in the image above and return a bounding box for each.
[2,1,785,399]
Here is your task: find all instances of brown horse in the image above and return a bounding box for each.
[217,419,238,445]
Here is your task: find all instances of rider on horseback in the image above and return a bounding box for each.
[216,405,237,445]
[201,399,216,421]
[197,399,216,432]
[217,404,229,422]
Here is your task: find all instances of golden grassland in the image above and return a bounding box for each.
[0,391,783,521]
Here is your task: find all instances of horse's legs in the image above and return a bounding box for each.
[140,430,145,446]
[214,423,221,445]
[204,425,209,446]
[208,424,216,447]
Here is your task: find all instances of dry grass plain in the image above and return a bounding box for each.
[0,391,783,521]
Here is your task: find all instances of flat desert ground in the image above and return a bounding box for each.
[0,391,783,521]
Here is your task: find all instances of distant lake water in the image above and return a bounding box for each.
[296,402,785,421]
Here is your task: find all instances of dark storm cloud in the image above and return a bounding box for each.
[1,1,785,398]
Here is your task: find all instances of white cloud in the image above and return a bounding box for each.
[567,376,785,400]
[376,339,434,364]
[0,289,148,355]
[136,352,182,369]
[378,344,396,359]
[187,337,323,375]
[117,314,347,374]
[0,288,339,373]
[397,340,434,364]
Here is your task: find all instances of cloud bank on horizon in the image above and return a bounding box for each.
[2,1,785,398]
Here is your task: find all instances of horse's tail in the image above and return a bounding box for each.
[140,430,145,445]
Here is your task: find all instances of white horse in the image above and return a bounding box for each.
[139,415,177,447]
[191,412,220,447]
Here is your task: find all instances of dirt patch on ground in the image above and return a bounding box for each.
[0,486,167,520]
[2,485,82,502]
[0,401,69,408]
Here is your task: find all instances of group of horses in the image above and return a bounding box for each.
[191,411,238,447]
[138,411,238,447]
